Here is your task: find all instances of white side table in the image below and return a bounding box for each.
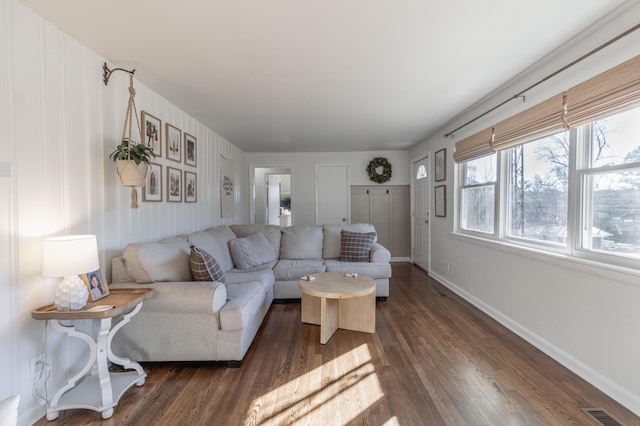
[32,288,153,420]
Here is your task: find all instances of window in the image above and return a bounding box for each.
[577,108,640,259]
[457,105,640,268]
[454,56,640,270]
[507,131,570,244]
[460,154,497,234]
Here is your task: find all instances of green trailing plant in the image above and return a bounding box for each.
[109,139,156,165]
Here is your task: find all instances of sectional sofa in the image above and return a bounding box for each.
[109,224,392,365]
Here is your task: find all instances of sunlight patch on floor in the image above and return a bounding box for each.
[247,344,385,425]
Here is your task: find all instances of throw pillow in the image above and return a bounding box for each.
[228,232,277,270]
[190,246,225,283]
[340,230,376,262]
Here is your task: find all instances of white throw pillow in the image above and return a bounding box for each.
[228,232,277,270]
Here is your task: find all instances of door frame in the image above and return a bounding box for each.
[411,152,431,270]
[250,164,294,225]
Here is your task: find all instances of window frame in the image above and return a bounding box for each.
[457,154,499,238]
[455,114,640,272]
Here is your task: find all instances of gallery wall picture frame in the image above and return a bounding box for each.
[166,123,182,163]
[167,166,182,202]
[143,163,163,202]
[81,268,110,302]
[184,171,197,203]
[141,111,162,157]
[435,148,446,182]
[435,185,446,217]
[184,133,197,167]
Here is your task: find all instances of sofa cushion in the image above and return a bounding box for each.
[123,236,192,283]
[230,225,282,258]
[325,259,392,279]
[188,229,232,273]
[340,230,376,262]
[190,247,226,283]
[203,225,237,272]
[273,259,326,281]
[323,224,377,259]
[280,225,323,260]
[229,232,277,270]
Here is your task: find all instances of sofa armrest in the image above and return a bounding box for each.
[370,243,391,263]
[109,281,227,314]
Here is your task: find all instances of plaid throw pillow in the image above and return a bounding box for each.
[340,230,376,262]
[190,246,225,283]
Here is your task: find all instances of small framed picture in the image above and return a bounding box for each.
[167,166,182,202]
[141,111,162,157]
[184,133,197,167]
[435,185,446,217]
[166,123,182,163]
[184,171,197,203]
[435,148,446,182]
[143,163,163,202]
[81,269,109,302]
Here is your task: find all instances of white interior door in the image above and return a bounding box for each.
[413,156,429,270]
[266,174,281,225]
[316,164,349,225]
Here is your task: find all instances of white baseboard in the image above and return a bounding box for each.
[429,270,640,418]
[391,257,411,262]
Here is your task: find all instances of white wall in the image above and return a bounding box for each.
[410,2,640,416]
[246,151,409,225]
[1,0,247,423]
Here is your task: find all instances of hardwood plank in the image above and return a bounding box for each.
[35,263,639,425]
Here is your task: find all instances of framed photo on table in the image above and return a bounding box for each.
[184,171,197,203]
[143,163,163,202]
[167,166,182,202]
[166,123,182,163]
[81,269,109,302]
[435,185,446,217]
[141,111,162,157]
[435,148,446,182]
[184,133,197,167]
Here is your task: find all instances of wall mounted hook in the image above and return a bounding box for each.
[102,62,135,85]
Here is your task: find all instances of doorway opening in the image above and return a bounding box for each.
[251,166,294,225]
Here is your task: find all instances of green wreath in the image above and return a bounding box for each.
[366,157,392,184]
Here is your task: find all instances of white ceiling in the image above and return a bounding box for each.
[19,0,627,153]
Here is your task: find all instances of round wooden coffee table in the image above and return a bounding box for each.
[298,272,376,344]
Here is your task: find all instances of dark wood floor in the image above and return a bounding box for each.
[37,263,639,425]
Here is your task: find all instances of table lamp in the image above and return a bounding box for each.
[42,235,100,311]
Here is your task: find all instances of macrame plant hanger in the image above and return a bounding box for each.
[120,73,144,208]
[103,62,146,208]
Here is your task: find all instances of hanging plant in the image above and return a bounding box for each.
[366,157,392,184]
[108,71,151,207]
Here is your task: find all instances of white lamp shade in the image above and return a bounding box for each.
[42,235,100,277]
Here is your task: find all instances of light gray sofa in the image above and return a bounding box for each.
[109,224,391,365]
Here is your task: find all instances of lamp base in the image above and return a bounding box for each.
[55,276,89,311]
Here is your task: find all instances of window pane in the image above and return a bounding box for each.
[582,169,640,258]
[508,133,569,243]
[461,185,494,233]
[464,154,497,185]
[591,107,640,168]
